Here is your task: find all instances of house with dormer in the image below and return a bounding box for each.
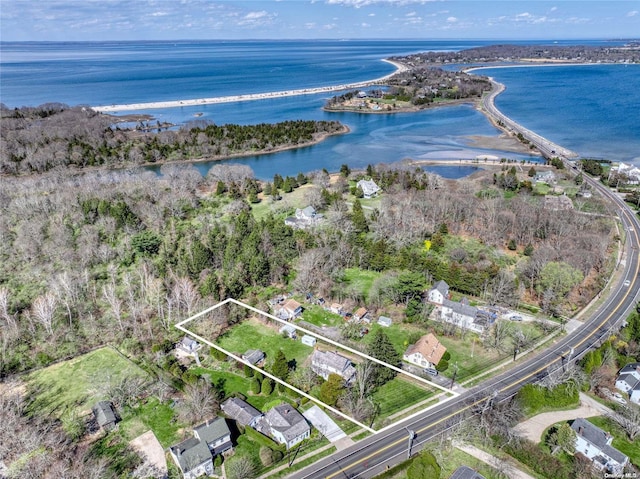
[615,362,640,405]
[276,298,303,320]
[403,333,447,370]
[571,418,628,476]
[263,403,311,449]
[169,417,232,479]
[311,350,356,384]
[427,280,449,305]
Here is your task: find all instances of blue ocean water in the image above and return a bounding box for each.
[480,64,640,163]
[1,40,638,178]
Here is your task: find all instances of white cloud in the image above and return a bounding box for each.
[447,16,457,23]
[628,10,638,17]
[237,10,277,27]
[326,0,437,7]
[550,6,557,13]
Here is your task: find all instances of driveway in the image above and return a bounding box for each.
[513,392,612,442]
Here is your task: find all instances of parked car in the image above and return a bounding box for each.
[611,392,627,405]
[424,367,439,376]
[510,314,523,321]
[623,280,631,287]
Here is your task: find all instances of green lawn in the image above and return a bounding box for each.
[371,377,433,422]
[299,304,344,328]
[26,347,149,418]
[341,267,382,301]
[119,397,182,448]
[587,416,640,468]
[215,318,313,368]
[251,183,315,220]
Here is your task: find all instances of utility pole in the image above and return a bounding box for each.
[513,346,519,362]
[450,362,458,389]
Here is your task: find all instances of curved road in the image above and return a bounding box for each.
[290,98,640,479]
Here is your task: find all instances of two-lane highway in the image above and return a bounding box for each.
[291,170,640,479]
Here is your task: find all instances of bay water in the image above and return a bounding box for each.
[1,39,638,178]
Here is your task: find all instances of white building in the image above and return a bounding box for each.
[615,362,640,405]
[301,335,317,347]
[427,280,449,305]
[311,350,356,384]
[441,299,486,333]
[356,179,381,198]
[571,418,628,476]
[264,404,311,449]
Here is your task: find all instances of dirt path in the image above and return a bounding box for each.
[130,430,168,478]
[455,443,536,479]
[513,392,612,442]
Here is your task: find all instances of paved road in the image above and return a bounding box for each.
[290,170,640,479]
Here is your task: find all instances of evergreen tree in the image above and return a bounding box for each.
[216,181,227,196]
[296,172,307,185]
[273,174,284,190]
[528,166,537,177]
[340,164,351,177]
[261,377,273,395]
[319,374,345,406]
[244,363,254,377]
[351,199,368,233]
[251,377,261,394]
[263,182,272,196]
[366,330,400,387]
[271,350,289,381]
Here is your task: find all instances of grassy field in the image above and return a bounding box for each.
[341,267,382,302]
[119,397,182,448]
[299,304,344,328]
[371,377,433,423]
[251,183,315,220]
[26,347,149,418]
[215,317,314,368]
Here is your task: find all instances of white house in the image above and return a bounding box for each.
[571,418,628,476]
[279,324,297,339]
[311,350,356,384]
[169,417,232,479]
[440,299,486,333]
[356,179,381,199]
[301,335,317,347]
[353,307,369,323]
[615,362,640,405]
[403,333,447,369]
[178,336,201,355]
[534,170,557,184]
[284,206,323,229]
[276,299,303,320]
[427,280,449,305]
[264,404,311,449]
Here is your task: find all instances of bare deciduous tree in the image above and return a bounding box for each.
[31,291,58,335]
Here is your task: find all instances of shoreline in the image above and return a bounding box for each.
[92,59,409,113]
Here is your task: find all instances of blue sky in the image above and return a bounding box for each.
[1,1,638,41]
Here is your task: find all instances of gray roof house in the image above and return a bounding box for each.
[441,299,487,333]
[427,280,449,305]
[311,350,356,384]
[92,401,118,431]
[242,349,265,365]
[615,362,640,405]
[193,417,232,455]
[169,437,213,479]
[284,206,323,229]
[264,403,311,449]
[221,397,263,428]
[356,179,381,198]
[571,418,628,476]
[178,336,201,354]
[169,417,232,479]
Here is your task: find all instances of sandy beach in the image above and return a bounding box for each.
[92,59,409,113]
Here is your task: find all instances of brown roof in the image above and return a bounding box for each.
[407,333,447,365]
[354,307,368,318]
[283,299,301,312]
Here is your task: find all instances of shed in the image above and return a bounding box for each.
[377,316,392,327]
[301,335,317,347]
[279,324,297,339]
[92,401,118,430]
